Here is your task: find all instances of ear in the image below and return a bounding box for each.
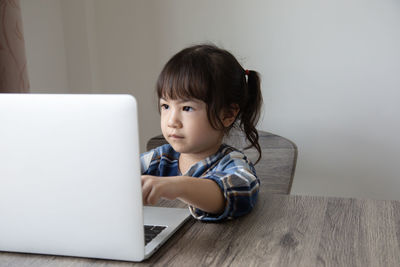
[221,104,240,128]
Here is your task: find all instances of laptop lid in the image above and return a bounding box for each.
[0,94,146,261]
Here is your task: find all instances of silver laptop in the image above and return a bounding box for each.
[0,93,190,261]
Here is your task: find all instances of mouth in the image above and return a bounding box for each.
[169,134,184,139]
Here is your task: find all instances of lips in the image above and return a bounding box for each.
[169,134,184,139]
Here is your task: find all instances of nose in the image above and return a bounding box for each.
[167,109,182,128]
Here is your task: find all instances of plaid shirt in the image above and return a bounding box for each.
[140,144,260,221]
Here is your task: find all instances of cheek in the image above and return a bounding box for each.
[160,116,167,133]
[160,113,167,125]
[189,119,220,138]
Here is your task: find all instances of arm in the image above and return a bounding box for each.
[142,148,260,221]
[141,175,225,214]
[189,152,260,221]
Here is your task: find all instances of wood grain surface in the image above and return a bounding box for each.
[1,194,399,266]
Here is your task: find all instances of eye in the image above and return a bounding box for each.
[182,106,194,112]
[160,104,169,110]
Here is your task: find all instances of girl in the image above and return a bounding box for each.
[141,44,263,221]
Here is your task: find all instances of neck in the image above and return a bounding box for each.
[178,144,222,174]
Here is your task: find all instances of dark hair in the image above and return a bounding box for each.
[156,44,263,163]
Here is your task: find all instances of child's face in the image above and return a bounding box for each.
[160,98,224,158]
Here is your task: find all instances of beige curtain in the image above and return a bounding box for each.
[0,0,29,93]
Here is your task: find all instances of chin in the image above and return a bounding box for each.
[168,142,183,152]
[169,144,192,154]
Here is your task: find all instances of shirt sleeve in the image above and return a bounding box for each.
[140,149,155,174]
[188,151,260,221]
[140,144,180,176]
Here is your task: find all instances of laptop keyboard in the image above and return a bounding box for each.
[144,225,167,245]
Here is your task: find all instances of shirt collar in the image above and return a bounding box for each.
[181,144,233,177]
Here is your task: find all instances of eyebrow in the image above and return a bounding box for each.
[160,98,200,104]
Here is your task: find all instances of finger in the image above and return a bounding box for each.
[147,188,160,205]
[142,181,152,205]
[141,175,149,186]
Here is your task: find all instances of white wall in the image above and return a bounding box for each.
[60,0,97,94]
[89,0,160,150]
[20,0,69,93]
[20,0,161,151]
[21,0,400,201]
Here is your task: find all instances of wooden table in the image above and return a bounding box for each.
[1,192,400,266]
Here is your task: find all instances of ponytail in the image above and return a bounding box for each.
[239,70,263,164]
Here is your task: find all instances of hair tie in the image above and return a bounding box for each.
[245,69,250,76]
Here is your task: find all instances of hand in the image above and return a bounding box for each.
[141,175,182,205]
[142,175,225,214]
